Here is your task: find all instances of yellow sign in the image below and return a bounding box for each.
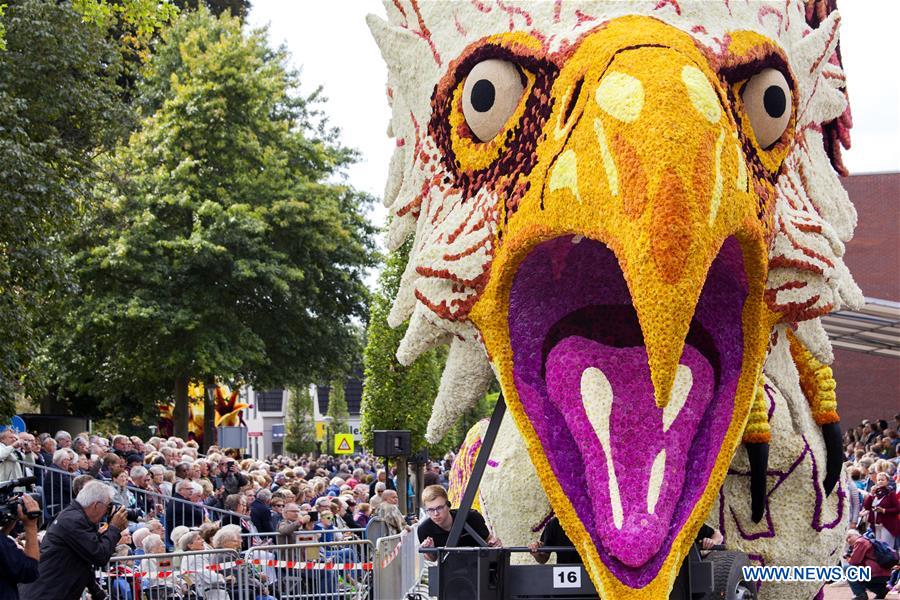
[334,433,354,455]
[315,422,327,442]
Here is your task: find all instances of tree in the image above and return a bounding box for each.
[325,379,350,451]
[174,0,251,18]
[0,0,132,419]
[360,239,447,455]
[284,385,317,455]
[52,8,375,438]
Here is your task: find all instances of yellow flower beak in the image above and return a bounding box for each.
[470,16,776,599]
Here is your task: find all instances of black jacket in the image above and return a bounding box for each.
[0,532,39,600]
[249,499,275,533]
[19,502,121,600]
[164,492,205,545]
[41,468,72,521]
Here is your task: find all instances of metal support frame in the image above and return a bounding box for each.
[446,393,506,548]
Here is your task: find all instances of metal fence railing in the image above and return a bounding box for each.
[93,548,243,600]
[27,462,245,535]
[91,537,375,600]
[373,527,424,600]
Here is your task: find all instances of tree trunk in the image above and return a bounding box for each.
[203,375,217,453]
[174,375,190,440]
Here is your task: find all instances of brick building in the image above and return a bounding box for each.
[825,172,899,425]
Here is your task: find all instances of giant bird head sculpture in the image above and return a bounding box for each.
[369,1,859,597]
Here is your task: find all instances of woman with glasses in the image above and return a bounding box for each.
[418,485,500,561]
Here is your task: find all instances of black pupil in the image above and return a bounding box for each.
[471,79,495,113]
[763,85,786,119]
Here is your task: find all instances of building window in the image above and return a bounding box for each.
[257,389,284,412]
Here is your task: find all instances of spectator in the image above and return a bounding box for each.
[43,449,75,520]
[165,480,206,547]
[0,494,41,599]
[20,481,128,600]
[139,533,184,598]
[211,525,275,600]
[250,488,276,533]
[54,431,72,450]
[354,503,372,528]
[861,472,900,548]
[110,470,137,515]
[276,503,311,546]
[382,489,399,506]
[221,493,257,550]
[180,531,229,599]
[0,427,25,484]
[38,438,56,471]
[844,528,891,600]
[214,460,248,496]
[369,469,395,499]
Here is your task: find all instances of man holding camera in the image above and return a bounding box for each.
[20,480,128,600]
[0,494,40,600]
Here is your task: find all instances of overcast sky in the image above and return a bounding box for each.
[248,1,899,231]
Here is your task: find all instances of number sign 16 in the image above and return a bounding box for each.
[552,566,581,588]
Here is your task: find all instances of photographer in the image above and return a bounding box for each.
[0,493,40,600]
[20,480,128,600]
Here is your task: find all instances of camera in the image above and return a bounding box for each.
[0,476,41,526]
[108,503,143,522]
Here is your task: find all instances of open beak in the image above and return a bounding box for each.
[470,17,775,598]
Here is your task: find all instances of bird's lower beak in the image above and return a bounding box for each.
[470,16,775,598]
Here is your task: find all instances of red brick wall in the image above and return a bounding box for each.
[830,173,899,427]
[840,173,900,300]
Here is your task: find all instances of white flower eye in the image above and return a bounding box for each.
[741,68,792,149]
[461,59,526,143]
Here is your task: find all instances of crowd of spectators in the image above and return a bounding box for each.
[841,415,900,599]
[0,426,454,599]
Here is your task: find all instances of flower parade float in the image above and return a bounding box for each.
[369,1,857,598]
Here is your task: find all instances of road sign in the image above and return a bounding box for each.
[247,431,263,437]
[315,422,327,442]
[10,416,26,433]
[334,433,354,455]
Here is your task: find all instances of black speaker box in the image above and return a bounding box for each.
[436,549,505,600]
[373,430,411,457]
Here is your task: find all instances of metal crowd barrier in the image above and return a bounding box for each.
[373,527,423,600]
[27,462,244,533]
[93,548,244,600]
[244,537,374,600]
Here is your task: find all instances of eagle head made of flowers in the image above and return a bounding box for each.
[369,1,859,597]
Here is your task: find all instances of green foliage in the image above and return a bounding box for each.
[73,0,179,36]
[360,239,447,455]
[0,5,6,51]
[284,385,317,455]
[175,0,250,18]
[49,8,376,431]
[0,0,130,419]
[324,379,350,452]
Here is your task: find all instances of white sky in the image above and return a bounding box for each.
[248,1,900,233]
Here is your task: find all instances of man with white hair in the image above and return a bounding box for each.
[165,479,206,547]
[54,430,72,449]
[43,448,76,520]
[20,480,128,600]
[250,487,276,533]
[0,426,25,484]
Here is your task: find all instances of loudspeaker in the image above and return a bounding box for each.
[373,430,411,457]
[437,549,505,600]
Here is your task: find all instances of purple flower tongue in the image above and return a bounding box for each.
[545,335,714,568]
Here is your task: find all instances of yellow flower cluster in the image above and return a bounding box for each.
[788,331,839,425]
